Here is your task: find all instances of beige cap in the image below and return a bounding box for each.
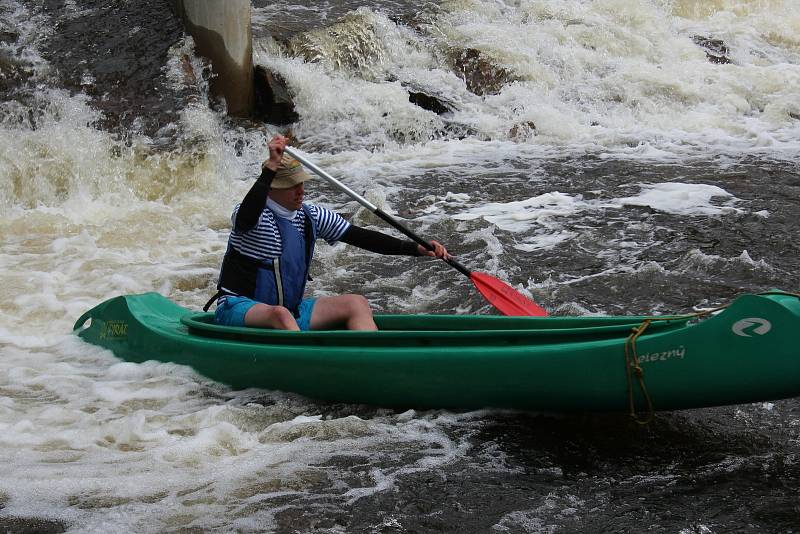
[270,153,312,189]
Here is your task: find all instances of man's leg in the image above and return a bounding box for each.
[244,303,300,330]
[309,294,377,331]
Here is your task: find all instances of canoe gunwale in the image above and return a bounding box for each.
[179,311,691,347]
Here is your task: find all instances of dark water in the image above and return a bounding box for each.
[24,1,185,138]
[513,157,800,314]
[341,407,799,533]
[2,0,800,532]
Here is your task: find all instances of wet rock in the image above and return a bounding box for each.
[440,121,478,139]
[450,48,518,96]
[37,0,185,137]
[180,54,197,85]
[0,49,33,94]
[0,30,19,44]
[284,12,386,73]
[405,87,456,115]
[253,65,299,125]
[0,517,67,534]
[509,120,537,140]
[692,36,731,64]
[789,112,800,121]
[0,49,16,75]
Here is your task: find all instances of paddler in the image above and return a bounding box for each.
[205,135,449,331]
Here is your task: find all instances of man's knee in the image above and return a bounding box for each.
[246,304,299,330]
[344,294,371,314]
[272,306,299,329]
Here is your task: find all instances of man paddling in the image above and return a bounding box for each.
[206,135,449,331]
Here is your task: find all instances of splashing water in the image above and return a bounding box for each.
[1,0,799,531]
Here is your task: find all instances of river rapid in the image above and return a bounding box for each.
[1,0,799,532]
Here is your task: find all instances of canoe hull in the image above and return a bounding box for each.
[73,292,800,412]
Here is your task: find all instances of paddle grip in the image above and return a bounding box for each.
[374,208,472,278]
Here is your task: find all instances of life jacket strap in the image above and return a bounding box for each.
[202,290,224,312]
[273,258,284,307]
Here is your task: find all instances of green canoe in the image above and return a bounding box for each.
[73,291,800,413]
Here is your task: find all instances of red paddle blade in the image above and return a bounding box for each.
[470,272,548,316]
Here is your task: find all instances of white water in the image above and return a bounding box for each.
[254,0,800,158]
[1,0,799,530]
[449,182,745,251]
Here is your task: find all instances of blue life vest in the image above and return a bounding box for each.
[209,204,317,316]
[254,204,317,316]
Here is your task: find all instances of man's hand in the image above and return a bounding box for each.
[263,135,287,171]
[417,240,451,259]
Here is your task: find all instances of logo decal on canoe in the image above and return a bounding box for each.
[732,318,771,337]
[638,346,685,363]
[100,320,128,340]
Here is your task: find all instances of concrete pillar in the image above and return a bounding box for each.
[168,0,254,117]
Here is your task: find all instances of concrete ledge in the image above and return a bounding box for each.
[168,0,253,116]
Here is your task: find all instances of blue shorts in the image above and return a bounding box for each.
[214,296,317,331]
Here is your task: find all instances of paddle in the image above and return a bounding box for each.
[283,146,548,317]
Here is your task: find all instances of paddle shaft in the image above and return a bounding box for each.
[284,146,473,278]
[283,145,548,316]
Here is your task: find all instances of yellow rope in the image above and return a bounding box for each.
[624,319,654,425]
[623,308,721,424]
[622,290,799,424]
[625,304,729,425]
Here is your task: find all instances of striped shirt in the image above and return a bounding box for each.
[229,202,350,261]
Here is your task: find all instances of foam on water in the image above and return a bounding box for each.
[451,182,744,250]
[678,248,774,276]
[250,1,800,159]
[0,6,484,529]
[493,491,585,533]
[612,182,741,216]
[0,325,472,530]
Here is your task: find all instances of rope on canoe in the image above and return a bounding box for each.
[623,304,729,425]
[624,290,798,425]
[624,319,654,425]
